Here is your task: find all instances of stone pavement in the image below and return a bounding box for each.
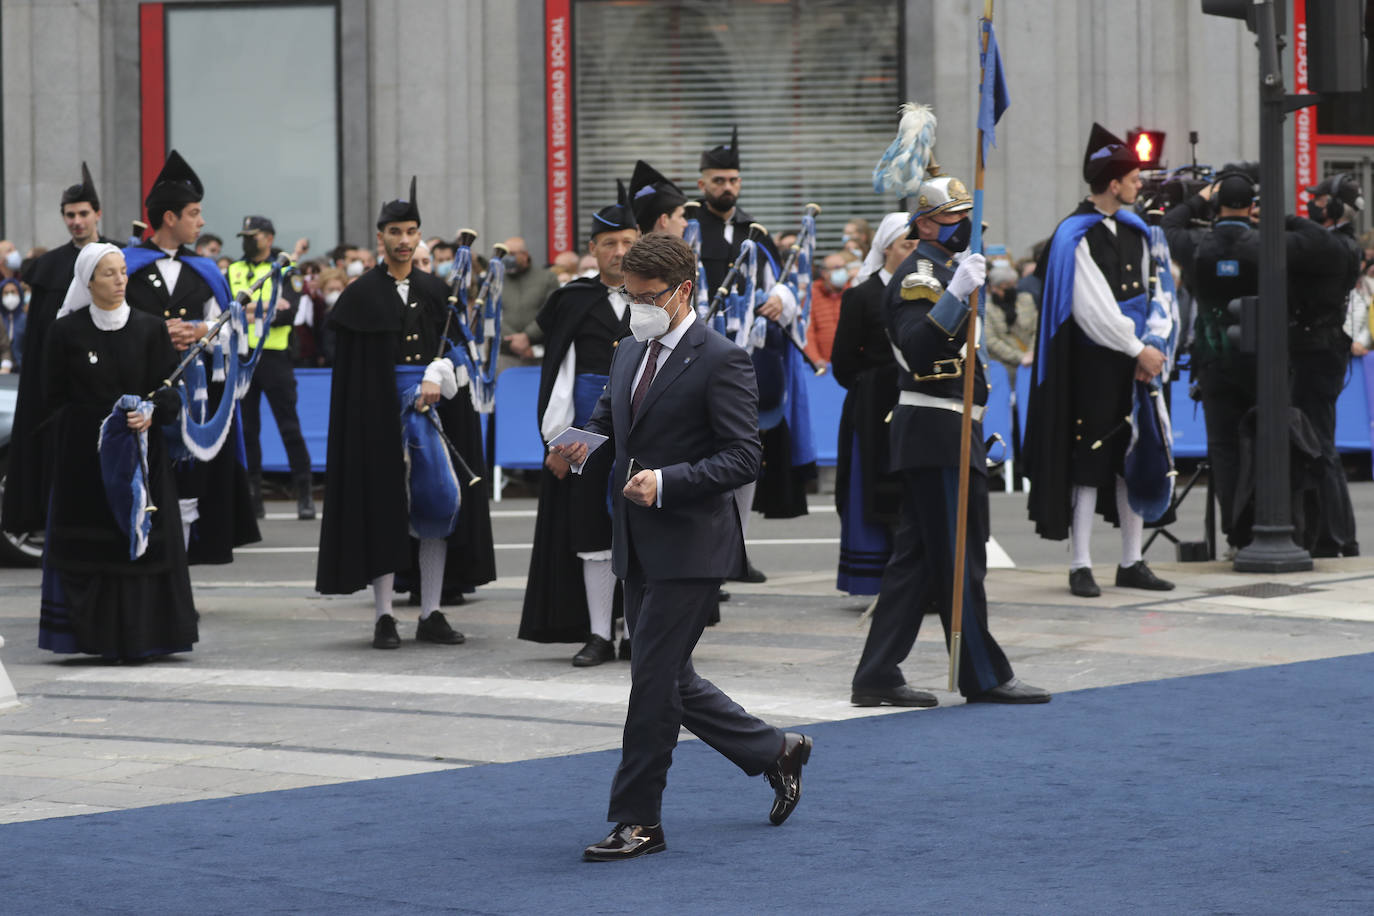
[2,490,1373,826]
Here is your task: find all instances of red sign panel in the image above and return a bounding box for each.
[546,0,573,257]
[1293,0,1317,212]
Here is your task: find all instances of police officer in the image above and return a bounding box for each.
[1187,172,1260,550]
[1290,175,1363,556]
[228,215,314,520]
[849,175,1050,708]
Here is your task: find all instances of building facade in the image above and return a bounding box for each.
[0,0,1365,265]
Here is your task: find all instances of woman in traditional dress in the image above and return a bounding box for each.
[38,243,196,661]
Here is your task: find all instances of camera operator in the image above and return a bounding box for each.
[1289,173,1363,556]
[1185,173,1260,551]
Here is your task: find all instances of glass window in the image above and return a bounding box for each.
[572,0,901,252]
[166,4,339,253]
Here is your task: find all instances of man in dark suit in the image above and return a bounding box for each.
[555,233,811,862]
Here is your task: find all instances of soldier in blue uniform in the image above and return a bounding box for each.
[849,175,1051,707]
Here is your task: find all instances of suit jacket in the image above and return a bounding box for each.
[585,317,761,580]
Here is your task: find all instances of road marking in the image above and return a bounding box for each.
[231,535,1014,567]
[267,507,838,520]
[56,667,913,722]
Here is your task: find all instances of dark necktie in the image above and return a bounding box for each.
[630,340,663,420]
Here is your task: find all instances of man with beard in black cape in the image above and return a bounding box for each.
[123,150,260,565]
[316,178,495,650]
[695,129,808,581]
[519,188,638,666]
[3,163,117,543]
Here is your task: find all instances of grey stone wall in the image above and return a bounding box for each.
[0,0,1265,263]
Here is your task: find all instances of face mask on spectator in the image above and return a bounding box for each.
[4,251,20,270]
[323,290,341,307]
[435,260,454,280]
[1,292,19,310]
[346,259,365,278]
[828,267,849,288]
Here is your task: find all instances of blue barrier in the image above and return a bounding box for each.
[255,358,1374,474]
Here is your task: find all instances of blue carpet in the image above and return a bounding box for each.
[4,655,1374,915]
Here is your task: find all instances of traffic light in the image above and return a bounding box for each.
[1125,128,1166,169]
[1200,0,1287,36]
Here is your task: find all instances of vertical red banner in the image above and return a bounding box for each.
[1293,0,1316,213]
[546,0,573,258]
[139,3,167,212]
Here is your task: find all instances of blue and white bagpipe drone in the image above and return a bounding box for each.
[100,251,293,558]
[396,230,493,539]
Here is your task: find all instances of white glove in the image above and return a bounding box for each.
[947,253,986,303]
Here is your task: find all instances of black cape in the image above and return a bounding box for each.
[316,265,495,596]
[519,277,624,643]
[41,308,197,658]
[4,238,115,536]
[124,240,260,563]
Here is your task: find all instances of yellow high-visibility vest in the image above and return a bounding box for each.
[227,258,292,350]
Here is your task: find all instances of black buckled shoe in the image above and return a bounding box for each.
[764,733,812,825]
[583,823,665,862]
[1069,566,1101,598]
[967,677,1052,704]
[415,610,465,645]
[730,563,767,584]
[572,634,615,667]
[1115,560,1175,591]
[850,683,939,708]
[372,614,401,650]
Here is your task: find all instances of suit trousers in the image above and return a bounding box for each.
[1198,358,1256,547]
[241,350,311,478]
[1291,348,1358,556]
[607,567,783,825]
[852,468,1014,697]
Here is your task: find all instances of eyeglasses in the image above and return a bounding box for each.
[617,284,677,307]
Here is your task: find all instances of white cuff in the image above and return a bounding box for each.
[423,357,459,400]
[654,468,663,508]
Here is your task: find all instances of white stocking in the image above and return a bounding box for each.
[1116,477,1144,567]
[371,573,395,621]
[418,538,448,618]
[1070,485,1096,570]
[581,557,615,640]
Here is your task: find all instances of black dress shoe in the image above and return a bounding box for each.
[718,587,731,603]
[1115,560,1175,591]
[618,638,632,661]
[1069,566,1101,597]
[572,634,615,667]
[764,732,812,825]
[707,603,720,626]
[415,611,465,645]
[583,823,665,862]
[372,614,400,650]
[850,683,938,708]
[967,677,1052,704]
[729,563,767,584]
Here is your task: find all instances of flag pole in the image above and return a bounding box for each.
[949,0,995,694]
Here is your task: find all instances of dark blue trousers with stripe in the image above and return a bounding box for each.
[852,468,1013,697]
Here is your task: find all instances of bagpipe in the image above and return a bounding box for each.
[682,202,712,317]
[100,254,293,559]
[773,202,825,377]
[441,234,505,416]
[702,222,768,347]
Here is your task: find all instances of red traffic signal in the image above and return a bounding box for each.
[1125,128,1166,169]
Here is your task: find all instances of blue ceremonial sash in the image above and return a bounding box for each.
[397,365,461,539]
[122,246,232,308]
[1036,208,1150,377]
[98,394,155,560]
[573,373,607,427]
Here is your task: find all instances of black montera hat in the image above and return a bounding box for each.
[591,180,637,238]
[145,149,203,219]
[700,126,740,171]
[1082,123,1139,185]
[377,176,421,229]
[629,160,689,233]
[61,162,100,211]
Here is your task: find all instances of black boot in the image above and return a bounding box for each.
[294,472,316,520]
[249,472,265,520]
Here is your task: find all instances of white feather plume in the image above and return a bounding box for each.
[872,103,938,196]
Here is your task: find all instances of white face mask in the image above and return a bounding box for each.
[627,283,684,342]
[4,251,20,271]
[1,293,19,311]
[323,290,341,307]
[346,259,365,278]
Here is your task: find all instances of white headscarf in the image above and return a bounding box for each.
[58,242,125,319]
[854,212,913,286]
